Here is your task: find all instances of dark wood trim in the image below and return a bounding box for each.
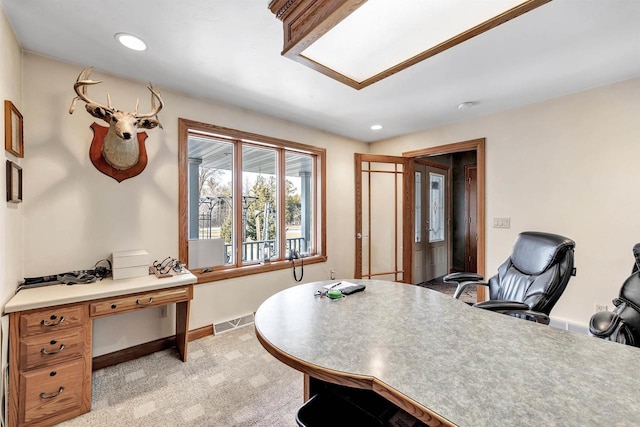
[278,149,287,261]
[190,324,215,340]
[415,158,450,171]
[178,118,190,268]
[234,135,243,267]
[464,165,478,273]
[92,325,215,371]
[403,159,415,283]
[179,118,327,155]
[318,139,327,264]
[194,255,327,284]
[354,154,363,279]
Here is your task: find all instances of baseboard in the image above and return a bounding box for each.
[92,324,215,371]
[549,317,589,335]
[190,324,215,340]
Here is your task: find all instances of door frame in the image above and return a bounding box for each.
[464,164,478,272]
[403,138,486,301]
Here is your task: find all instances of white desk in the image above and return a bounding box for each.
[4,272,196,313]
[4,272,197,427]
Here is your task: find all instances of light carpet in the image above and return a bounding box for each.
[57,325,302,426]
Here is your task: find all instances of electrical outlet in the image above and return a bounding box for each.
[160,306,168,318]
[330,269,336,280]
[595,304,608,312]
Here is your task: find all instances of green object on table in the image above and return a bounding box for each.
[327,289,342,299]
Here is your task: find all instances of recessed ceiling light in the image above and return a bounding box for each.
[458,101,476,110]
[370,124,383,130]
[115,33,147,51]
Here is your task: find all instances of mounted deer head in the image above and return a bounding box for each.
[69,67,164,175]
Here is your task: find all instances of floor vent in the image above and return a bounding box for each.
[549,317,589,335]
[214,313,255,334]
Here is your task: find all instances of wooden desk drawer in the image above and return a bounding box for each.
[90,286,191,317]
[20,305,86,338]
[20,328,86,370]
[20,358,87,425]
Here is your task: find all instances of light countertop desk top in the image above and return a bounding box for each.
[255,280,640,427]
[4,271,197,313]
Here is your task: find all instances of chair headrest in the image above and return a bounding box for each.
[633,243,640,273]
[511,231,575,275]
[619,271,640,311]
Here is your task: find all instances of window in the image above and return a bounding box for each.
[179,119,326,281]
[428,172,445,242]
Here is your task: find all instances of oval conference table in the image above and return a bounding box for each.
[255,280,640,426]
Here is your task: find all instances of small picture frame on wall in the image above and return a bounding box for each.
[6,160,22,203]
[4,100,24,158]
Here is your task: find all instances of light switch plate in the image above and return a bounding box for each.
[493,217,511,228]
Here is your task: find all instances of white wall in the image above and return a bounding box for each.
[15,41,640,355]
[0,7,23,424]
[0,2,23,309]
[22,54,366,356]
[370,77,640,327]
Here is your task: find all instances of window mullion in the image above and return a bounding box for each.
[234,140,243,266]
[278,149,286,260]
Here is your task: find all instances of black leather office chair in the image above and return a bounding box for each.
[444,231,576,325]
[589,244,640,346]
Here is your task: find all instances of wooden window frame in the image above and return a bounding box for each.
[178,118,327,284]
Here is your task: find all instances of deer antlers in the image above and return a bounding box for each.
[69,67,163,126]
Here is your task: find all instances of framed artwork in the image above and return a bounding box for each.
[6,160,22,203]
[4,100,24,157]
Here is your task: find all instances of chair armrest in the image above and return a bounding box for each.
[443,272,484,283]
[473,300,550,324]
[589,311,621,338]
[474,300,529,311]
[452,280,488,299]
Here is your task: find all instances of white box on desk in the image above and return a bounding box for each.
[111,249,150,280]
[112,265,150,280]
[111,249,150,268]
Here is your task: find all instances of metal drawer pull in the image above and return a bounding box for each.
[40,387,64,399]
[41,316,65,327]
[41,344,65,355]
[136,297,154,306]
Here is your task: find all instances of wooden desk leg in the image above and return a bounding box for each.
[175,299,191,362]
[304,374,311,401]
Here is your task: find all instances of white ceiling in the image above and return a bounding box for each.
[2,0,640,142]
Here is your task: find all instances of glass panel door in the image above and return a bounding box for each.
[355,154,412,282]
